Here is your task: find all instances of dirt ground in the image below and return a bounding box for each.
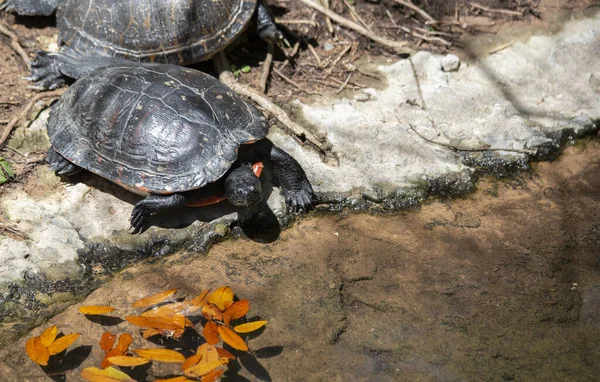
[1,137,599,381]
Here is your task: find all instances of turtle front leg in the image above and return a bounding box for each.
[130,194,187,234]
[1,0,58,16]
[255,0,289,47]
[31,49,131,90]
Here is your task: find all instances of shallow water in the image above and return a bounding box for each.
[2,139,600,381]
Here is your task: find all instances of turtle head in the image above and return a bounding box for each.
[225,164,263,206]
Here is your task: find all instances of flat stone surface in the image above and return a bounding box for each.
[0,10,599,344]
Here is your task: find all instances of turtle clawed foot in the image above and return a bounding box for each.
[284,184,313,213]
[130,204,150,234]
[30,50,65,90]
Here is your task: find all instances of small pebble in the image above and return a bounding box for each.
[442,54,460,72]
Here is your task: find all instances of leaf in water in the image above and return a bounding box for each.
[188,289,211,312]
[215,347,236,360]
[79,306,117,315]
[133,348,186,363]
[39,326,58,347]
[25,336,49,366]
[223,299,249,325]
[140,302,186,317]
[217,326,248,351]
[81,366,135,381]
[203,321,220,345]
[184,359,228,378]
[201,304,223,322]
[181,353,203,371]
[125,315,186,330]
[48,333,80,355]
[106,356,150,367]
[99,332,117,353]
[233,321,268,333]
[208,286,233,311]
[132,289,177,308]
[201,369,224,382]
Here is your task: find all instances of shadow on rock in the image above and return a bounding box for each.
[83,315,124,326]
[41,345,92,382]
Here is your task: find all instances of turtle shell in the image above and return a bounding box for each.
[56,0,257,65]
[47,63,269,195]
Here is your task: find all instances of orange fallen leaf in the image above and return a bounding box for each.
[132,289,177,308]
[39,325,58,347]
[201,369,225,382]
[125,315,186,331]
[81,366,134,381]
[154,377,192,382]
[185,317,194,327]
[133,348,186,363]
[233,321,268,334]
[142,328,161,339]
[99,332,117,353]
[215,347,236,360]
[181,353,203,371]
[188,289,211,312]
[201,304,223,322]
[106,356,150,367]
[48,333,80,355]
[184,359,228,378]
[208,286,234,311]
[102,334,133,369]
[26,336,49,366]
[196,343,219,364]
[79,306,117,315]
[217,326,248,351]
[203,321,220,345]
[223,300,249,325]
[140,302,187,318]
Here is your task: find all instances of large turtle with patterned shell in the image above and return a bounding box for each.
[2,0,284,89]
[45,59,313,233]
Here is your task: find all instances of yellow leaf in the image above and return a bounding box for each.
[99,332,116,353]
[102,334,133,369]
[106,356,150,367]
[132,289,177,308]
[208,286,234,311]
[197,343,219,364]
[48,333,80,355]
[39,325,58,347]
[81,366,135,381]
[154,377,193,382]
[233,321,268,334]
[184,359,228,378]
[201,369,225,382]
[25,336,49,366]
[133,348,186,363]
[201,304,223,322]
[203,321,220,345]
[140,302,187,317]
[223,300,249,325]
[181,353,203,371]
[142,328,161,339]
[79,306,117,315]
[125,315,185,330]
[188,289,211,312]
[217,326,248,351]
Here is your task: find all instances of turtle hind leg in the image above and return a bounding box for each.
[1,0,58,16]
[45,147,81,176]
[255,0,289,47]
[130,194,187,234]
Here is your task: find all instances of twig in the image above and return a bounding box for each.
[298,0,412,54]
[272,67,320,95]
[321,0,334,34]
[470,2,524,16]
[0,90,65,147]
[342,0,371,31]
[310,78,360,90]
[408,58,439,136]
[275,19,319,27]
[385,9,398,26]
[259,44,274,94]
[327,44,352,74]
[307,43,323,66]
[0,22,30,69]
[214,52,336,164]
[0,120,9,124]
[279,41,301,70]
[392,0,438,24]
[335,73,353,94]
[398,25,452,47]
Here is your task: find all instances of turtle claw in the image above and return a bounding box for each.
[283,183,313,213]
[130,205,150,234]
[29,50,65,90]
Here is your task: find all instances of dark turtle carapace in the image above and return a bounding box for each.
[45,60,313,233]
[2,0,285,89]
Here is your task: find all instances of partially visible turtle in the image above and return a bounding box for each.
[45,59,313,233]
[2,0,285,89]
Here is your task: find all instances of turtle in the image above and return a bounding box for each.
[1,0,285,89]
[44,58,313,233]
